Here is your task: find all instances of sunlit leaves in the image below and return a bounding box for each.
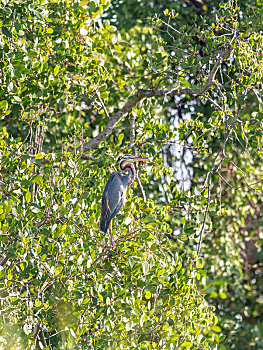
[2,0,261,349]
[54,65,60,76]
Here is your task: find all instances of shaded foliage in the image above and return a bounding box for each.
[0,0,263,349]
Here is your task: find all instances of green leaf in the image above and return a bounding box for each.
[54,65,60,76]
[0,100,8,109]
[114,45,122,53]
[25,192,31,203]
[14,22,21,31]
[89,1,97,12]
[142,261,149,275]
[108,26,117,33]
[210,292,218,298]
[128,256,134,267]
[145,291,151,299]
[35,299,42,307]
[219,292,227,299]
[211,325,221,333]
[100,92,108,99]
[32,175,43,187]
[80,0,89,5]
[35,152,45,159]
[181,342,192,349]
[196,264,204,269]
[143,214,155,223]
[2,27,12,38]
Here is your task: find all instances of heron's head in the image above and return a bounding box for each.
[119,154,149,171]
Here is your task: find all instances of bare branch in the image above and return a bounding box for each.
[195,125,233,260]
[77,48,231,155]
[80,153,100,164]
[136,172,146,202]
[33,318,41,339]
[29,152,99,166]
[129,112,146,202]
[76,93,144,153]
[205,94,224,111]
[129,112,136,150]
[0,252,9,266]
[96,90,110,120]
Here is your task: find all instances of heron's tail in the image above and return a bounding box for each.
[100,218,111,233]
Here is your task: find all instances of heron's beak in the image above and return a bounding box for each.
[134,157,149,162]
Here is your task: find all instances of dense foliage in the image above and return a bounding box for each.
[0,0,262,349]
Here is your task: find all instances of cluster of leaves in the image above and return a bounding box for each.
[0,0,229,349]
[0,137,219,349]
[132,2,263,350]
[1,0,263,349]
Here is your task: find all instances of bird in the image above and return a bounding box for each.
[100,154,149,245]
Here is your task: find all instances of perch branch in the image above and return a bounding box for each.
[77,47,231,155]
[129,112,147,202]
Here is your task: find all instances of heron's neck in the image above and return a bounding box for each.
[120,162,135,184]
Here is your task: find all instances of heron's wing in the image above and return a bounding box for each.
[108,191,125,222]
[100,191,112,233]
[100,172,126,233]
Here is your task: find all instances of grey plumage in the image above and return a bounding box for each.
[100,155,149,244]
[100,171,129,233]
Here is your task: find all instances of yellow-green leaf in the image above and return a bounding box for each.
[114,45,122,53]
[145,291,151,299]
[0,100,8,109]
[143,214,155,223]
[181,342,192,348]
[35,152,45,159]
[196,264,204,269]
[211,325,221,333]
[54,65,60,76]
[25,192,31,203]
[35,299,42,307]
[219,292,227,299]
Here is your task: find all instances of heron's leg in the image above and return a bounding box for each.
[109,220,113,247]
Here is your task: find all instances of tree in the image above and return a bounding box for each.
[106,1,263,348]
[0,0,262,349]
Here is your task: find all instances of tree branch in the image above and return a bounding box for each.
[96,90,110,120]
[77,47,231,155]
[80,153,100,164]
[129,112,136,150]
[76,93,144,153]
[0,252,9,266]
[129,112,146,201]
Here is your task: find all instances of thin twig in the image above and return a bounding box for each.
[80,153,100,164]
[96,90,110,120]
[195,125,233,260]
[0,252,9,266]
[33,317,41,339]
[129,112,146,201]
[129,112,136,150]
